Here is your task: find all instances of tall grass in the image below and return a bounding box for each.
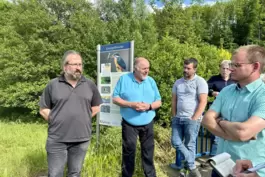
[0,122,47,177]
[0,121,176,177]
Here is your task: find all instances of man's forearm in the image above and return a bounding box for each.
[112,97,132,107]
[192,101,207,120]
[202,120,227,138]
[202,115,235,140]
[219,120,253,141]
[39,108,50,121]
[172,103,176,117]
[92,106,100,117]
[151,100,161,110]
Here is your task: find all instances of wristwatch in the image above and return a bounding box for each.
[149,104,152,110]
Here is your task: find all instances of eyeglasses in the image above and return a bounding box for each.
[67,63,83,67]
[229,62,253,68]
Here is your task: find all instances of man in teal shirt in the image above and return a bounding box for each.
[202,45,265,177]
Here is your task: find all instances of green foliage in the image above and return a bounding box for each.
[0,0,106,114]
[143,37,229,126]
[1,0,262,125]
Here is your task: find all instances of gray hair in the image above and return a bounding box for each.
[220,60,231,67]
[133,57,148,71]
[61,50,81,70]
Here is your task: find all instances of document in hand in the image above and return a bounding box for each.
[207,152,235,177]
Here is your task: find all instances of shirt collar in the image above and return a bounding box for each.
[183,74,197,81]
[236,78,263,92]
[131,72,147,83]
[58,74,86,83]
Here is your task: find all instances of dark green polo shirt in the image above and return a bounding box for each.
[39,75,102,142]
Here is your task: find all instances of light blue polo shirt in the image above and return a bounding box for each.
[113,73,161,126]
[172,74,208,119]
[210,78,265,176]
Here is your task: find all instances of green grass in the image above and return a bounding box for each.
[0,122,47,177]
[0,121,176,177]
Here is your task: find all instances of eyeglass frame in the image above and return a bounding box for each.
[229,62,254,68]
[67,63,83,67]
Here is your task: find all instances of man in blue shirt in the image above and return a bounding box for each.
[207,60,235,156]
[112,57,162,177]
[171,58,208,177]
[202,45,265,177]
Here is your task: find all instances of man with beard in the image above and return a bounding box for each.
[202,45,265,177]
[170,58,208,177]
[39,50,102,177]
[207,60,235,156]
[112,57,161,177]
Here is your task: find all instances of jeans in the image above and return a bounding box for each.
[171,117,201,170]
[122,119,156,177]
[210,135,219,156]
[46,140,90,177]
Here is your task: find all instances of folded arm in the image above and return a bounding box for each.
[202,109,236,140]
[219,116,265,141]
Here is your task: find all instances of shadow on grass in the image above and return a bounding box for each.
[22,149,47,177]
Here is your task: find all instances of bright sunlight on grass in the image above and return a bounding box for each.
[0,121,176,177]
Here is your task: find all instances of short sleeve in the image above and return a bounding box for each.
[251,94,265,119]
[197,78,208,94]
[112,76,122,98]
[39,82,52,109]
[91,83,103,107]
[172,81,178,95]
[151,79,161,101]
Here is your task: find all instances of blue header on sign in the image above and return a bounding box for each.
[101,42,131,52]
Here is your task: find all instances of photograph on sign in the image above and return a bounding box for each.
[101,86,111,94]
[100,105,111,113]
[102,96,111,103]
[101,63,111,76]
[100,51,130,73]
[101,76,111,84]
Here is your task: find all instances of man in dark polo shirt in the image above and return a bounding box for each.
[39,50,102,177]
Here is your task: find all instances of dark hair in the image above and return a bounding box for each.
[184,58,198,68]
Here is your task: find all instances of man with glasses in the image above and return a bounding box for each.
[207,60,235,156]
[39,50,102,177]
[202,45,265,177]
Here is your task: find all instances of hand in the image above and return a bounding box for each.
[216,117,223,125]
[129,102,140,109]
[212,91,219,97]
[191,116,197,120]
[135,102,150,112]
[233,160,258,177]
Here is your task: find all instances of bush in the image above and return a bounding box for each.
[143,36,231,126]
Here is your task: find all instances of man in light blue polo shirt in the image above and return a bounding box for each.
[112,57,161,177]
[202,45,265,177]
[171,58,208,177]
